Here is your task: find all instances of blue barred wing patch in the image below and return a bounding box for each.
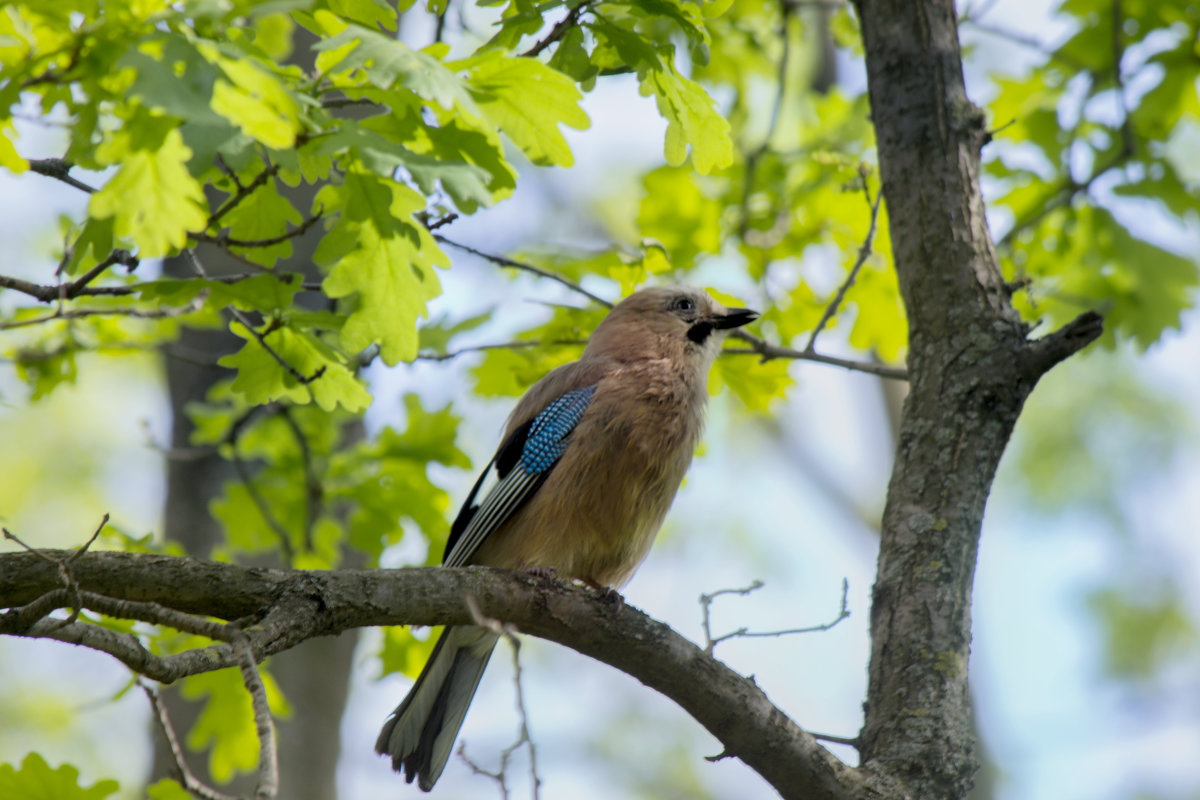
[519,386,597,474]
[442,384,597,568]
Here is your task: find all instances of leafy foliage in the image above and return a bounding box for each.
[0,753,118,800]
[2,0,1198,792]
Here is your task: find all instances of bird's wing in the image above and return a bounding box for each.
[443,384,598,567]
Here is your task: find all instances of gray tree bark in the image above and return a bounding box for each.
[852,1,1101,798]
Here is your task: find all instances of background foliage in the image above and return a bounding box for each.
[1,0,1198,797]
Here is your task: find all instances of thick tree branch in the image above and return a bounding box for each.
[0,550,886,800]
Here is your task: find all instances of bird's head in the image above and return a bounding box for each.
[585,286,759,366]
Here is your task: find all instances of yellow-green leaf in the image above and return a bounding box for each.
[89,127,207,258]
[462,52,590,167]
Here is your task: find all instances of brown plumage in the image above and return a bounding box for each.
[376,286,758,790]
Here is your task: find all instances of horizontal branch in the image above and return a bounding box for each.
[1,550,881,800]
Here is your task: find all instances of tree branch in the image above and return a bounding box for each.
[434,235,613,308]
[726,330,909,380]
[0,550,884,800]
[27,157,97,194]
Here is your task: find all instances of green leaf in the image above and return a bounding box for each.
[89,126,208,258]
[380,625,438,678]
[643,58,732,174]
[637,165,722,268]
[315,169,447,365]
[208,53,302,149]
[182,666,291,784]
[314,119,498,211]
[0,121,28,173]
[146,779,192,800]
[460,52,590,167]
[219,175,304,266]
[313,23,477,114]
[326,400,467,563]
[591,19,730,173]
[0,753,118,800]
[711,353,792,411]
[218,323,373,412]
[137,275,303,315]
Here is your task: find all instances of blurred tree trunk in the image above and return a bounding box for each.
[149,23,363,799]
[152,241,360,800]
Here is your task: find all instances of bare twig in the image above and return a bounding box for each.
[415,338,588,362]
[3,514,108,629]
[726,330,909,380]
[700,578,851,655]
[803,174,883,352]
[810,731,861,748]
[232,636,280,800]
[142,680,240,800]
[700,580,764,655]
[434,235,612,308]
[461,596,542,800]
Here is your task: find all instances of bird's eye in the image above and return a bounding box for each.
[673,297,696,313]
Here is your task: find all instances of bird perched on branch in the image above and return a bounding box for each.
[376,286,758,791]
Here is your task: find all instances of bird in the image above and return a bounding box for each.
[375,286,759,791]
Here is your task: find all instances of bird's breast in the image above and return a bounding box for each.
[472,373,705,587]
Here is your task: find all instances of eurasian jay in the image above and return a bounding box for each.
[376,286,759,790]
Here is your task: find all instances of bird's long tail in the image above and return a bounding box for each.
[375,625,499,792]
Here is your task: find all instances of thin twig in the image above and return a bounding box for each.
[461,596,542,800]
[232,636,280,800]
[230,423,297,565]
[522,3,592,58]
[701,578,851,655]
[809,731,861,748]
[278,407,318,554]
[27,157,96,193]
[415,338,588,362]
[3,514,108,629]
[434,235,612,308]
[700,580,764,655]
[193,210,324,250]
[997,3,1135,254]
[186,248,324,387]
[141,680,240,800]
[231,312,327,385]
[803,174,883,352]
[0,300,203,331]
[207,162,281,228]
[726,331,908,380]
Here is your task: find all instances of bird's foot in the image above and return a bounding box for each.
[520,565,559,583]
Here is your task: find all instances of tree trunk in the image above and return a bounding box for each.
[852,2,1101,797]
